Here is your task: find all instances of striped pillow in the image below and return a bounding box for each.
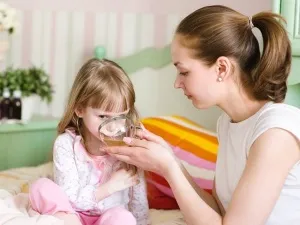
[141,116,218,206]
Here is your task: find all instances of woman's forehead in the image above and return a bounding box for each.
[171,39,194,64]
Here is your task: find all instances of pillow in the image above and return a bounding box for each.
[146,181,179,209]
[141,115,218,209]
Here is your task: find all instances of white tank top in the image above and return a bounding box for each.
[215,102,300,225]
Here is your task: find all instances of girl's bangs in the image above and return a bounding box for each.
[88,89,130,113]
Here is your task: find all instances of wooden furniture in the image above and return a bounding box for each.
[0,117,58,170]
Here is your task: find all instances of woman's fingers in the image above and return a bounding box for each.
[139,123,146,130]
[104,138,148,156]
[105,145,133,155]
[111,154,133,165]
[135,129,147,139]
[145,132,166,146]
[135,129,169,148]
[123,137,150,148]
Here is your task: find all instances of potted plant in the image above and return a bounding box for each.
[0,66,53,121]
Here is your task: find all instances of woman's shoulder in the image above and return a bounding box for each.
[259,102,300,117]
[217,113,231,128]
[257,102,300,126]
[253,102,300,140]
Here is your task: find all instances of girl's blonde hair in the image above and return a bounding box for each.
[58,58,139,135]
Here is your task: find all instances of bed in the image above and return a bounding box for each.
[0,162,185,225]
[1,45,300,224]
[1,1,300,222]
[0,45,195,225]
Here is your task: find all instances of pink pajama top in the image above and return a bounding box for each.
[52,129,149,225]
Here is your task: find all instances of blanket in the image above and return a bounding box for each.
[0,189,184,225]
[0,163,185,225]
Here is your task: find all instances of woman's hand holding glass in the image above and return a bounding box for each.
[104,127,179,177]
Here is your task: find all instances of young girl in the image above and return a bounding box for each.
[29,58,149,225]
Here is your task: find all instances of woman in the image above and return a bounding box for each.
[105,5,300,225]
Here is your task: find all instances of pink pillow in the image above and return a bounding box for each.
[141,116,218,209]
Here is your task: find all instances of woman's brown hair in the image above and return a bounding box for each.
[176,5,291,102]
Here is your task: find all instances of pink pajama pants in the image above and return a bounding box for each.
[29,178,136,225]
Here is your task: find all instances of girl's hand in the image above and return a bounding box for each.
[95,167,138,201]
[107,167,139,193]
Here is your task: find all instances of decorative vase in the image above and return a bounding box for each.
[0,31,9,63]
[21,95,39,122]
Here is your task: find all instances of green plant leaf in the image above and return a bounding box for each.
[0,66,54,103]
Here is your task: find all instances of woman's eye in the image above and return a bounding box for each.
[179,72,188,76]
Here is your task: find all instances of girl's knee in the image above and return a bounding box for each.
[29,178,54,194]
[29,178,73,215]
[116,209,136,225]
[99,207,136,225]
[54,212,82,225]
[29,178,53,213]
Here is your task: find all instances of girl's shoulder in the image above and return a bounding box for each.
[54,129,77,149]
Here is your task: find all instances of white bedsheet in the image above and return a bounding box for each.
[0,163,186,225]
[0,189,185,225]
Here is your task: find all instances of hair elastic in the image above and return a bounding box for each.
[249,16,254,29]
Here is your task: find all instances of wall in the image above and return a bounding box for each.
[5,0,272,14]
[2,0,272,131]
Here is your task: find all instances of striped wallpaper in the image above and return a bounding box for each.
[6,0,271,15]
[4,10,182,118]
[1,0,272,129]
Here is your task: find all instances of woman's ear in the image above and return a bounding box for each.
[215,56,232,81]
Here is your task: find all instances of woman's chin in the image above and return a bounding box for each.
[192,99,211,109]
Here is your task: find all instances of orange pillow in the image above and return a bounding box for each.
[141,116,218,209]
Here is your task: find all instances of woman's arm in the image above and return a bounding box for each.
[166,161,222,224]
[212,181,225,216]
[137,128,221,213]
[165,128,299,225]
[178,162,221,214]
[105,128,299,225]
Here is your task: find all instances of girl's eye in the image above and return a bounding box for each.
[98,115,108,119]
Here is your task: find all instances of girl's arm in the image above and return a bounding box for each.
[53,143,98,210]
[128,169,149,225]
[53,137,111,210]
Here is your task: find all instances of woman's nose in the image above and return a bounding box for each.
[174,76,182,89]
